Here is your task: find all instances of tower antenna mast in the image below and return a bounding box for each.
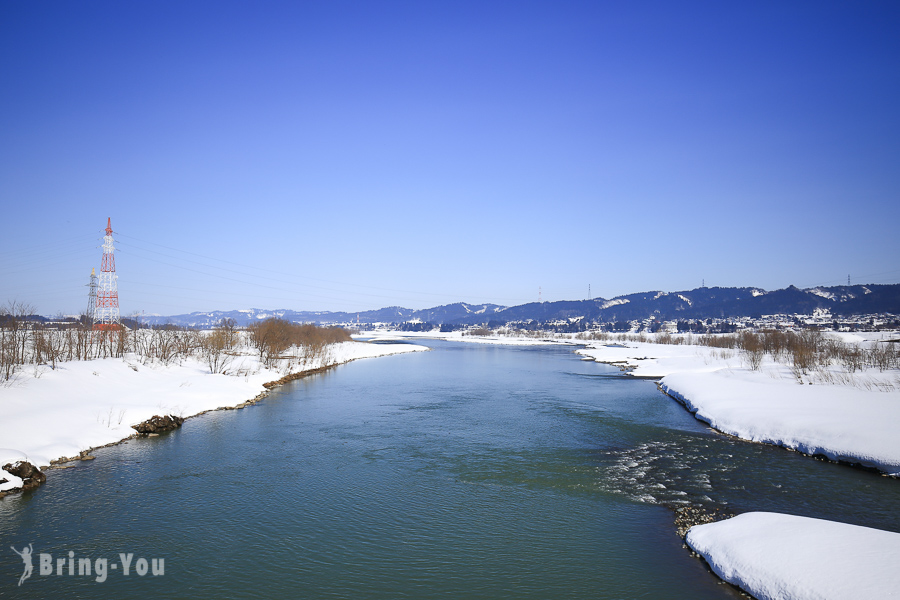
[94,218,121,329]
[86,268,98,323]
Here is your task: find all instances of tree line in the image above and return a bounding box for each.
[1,302,353,383]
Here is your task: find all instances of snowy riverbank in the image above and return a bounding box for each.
[686,512,900,600]
[577,334,900,598]
[0,340,426,493]
[576,336,900,475]
[357,330,567,346]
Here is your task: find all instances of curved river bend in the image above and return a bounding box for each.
[2,340,899,598]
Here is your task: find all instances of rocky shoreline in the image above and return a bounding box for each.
[672,504,735,540]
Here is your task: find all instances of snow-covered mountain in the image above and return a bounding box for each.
[141,303,505,328]
[141,284,900,327]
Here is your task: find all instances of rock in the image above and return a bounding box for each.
[673,505,735,539]
[132,414,185,434]
[2,461,47,493]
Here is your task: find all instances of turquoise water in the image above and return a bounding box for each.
[2,341,898,598]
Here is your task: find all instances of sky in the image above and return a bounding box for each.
[2,1,899,317]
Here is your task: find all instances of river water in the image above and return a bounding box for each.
[2,340,899,598]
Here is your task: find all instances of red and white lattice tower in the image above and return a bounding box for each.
[94,218,120,329]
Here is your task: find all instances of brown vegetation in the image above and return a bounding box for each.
[1,305,353,381]
[574,327,899,377]
[465,327,492,337]
[247,317,352,368]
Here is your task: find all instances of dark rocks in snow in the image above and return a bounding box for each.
[1,461,47,496]
[673,505,735,539]
[132,414,185,434]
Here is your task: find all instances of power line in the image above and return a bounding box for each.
[115,232,528,304]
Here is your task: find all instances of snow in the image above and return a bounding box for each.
[577,338,900,474]
[0,341,426,492]
[577,340,732,378]
[359,330,564,346]
[661,369,900,474]
[600,298,630,309]
[686,512,900,600]
[460,304,487,314]
[809,287,835,300]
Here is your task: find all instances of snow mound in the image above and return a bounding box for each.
[686,512,900,600]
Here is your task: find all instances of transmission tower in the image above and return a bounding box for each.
[94,218,121,329]
[85,268,98,322]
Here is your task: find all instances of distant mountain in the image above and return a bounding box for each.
[142,302,504,328]
[143,284,900,328]
[488,284,899,325]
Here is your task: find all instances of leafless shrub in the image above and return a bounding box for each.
[869,343,899,372]
[249,318,352,368]
[698,334,739,349]
[838,343,865,373]
[1,301,35,380]
[144,327,182,365]
[216,318,239,349]
[248,318,293,367]
[199,327,234,374]
[633,326,899,380]
[737,331,765,370]
[788,330,821,375]
[575,331,609,341]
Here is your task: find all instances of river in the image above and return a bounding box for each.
[2,340,899,598]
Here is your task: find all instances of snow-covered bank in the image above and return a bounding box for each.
[0,341,426,493]
[578,339,900,475]
[661,370,900,474]
[358,330,571,346]
[686,512,900,600]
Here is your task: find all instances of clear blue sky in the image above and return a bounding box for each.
[2,1,899,316]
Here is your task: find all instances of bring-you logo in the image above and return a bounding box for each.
[10,544,164,585]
